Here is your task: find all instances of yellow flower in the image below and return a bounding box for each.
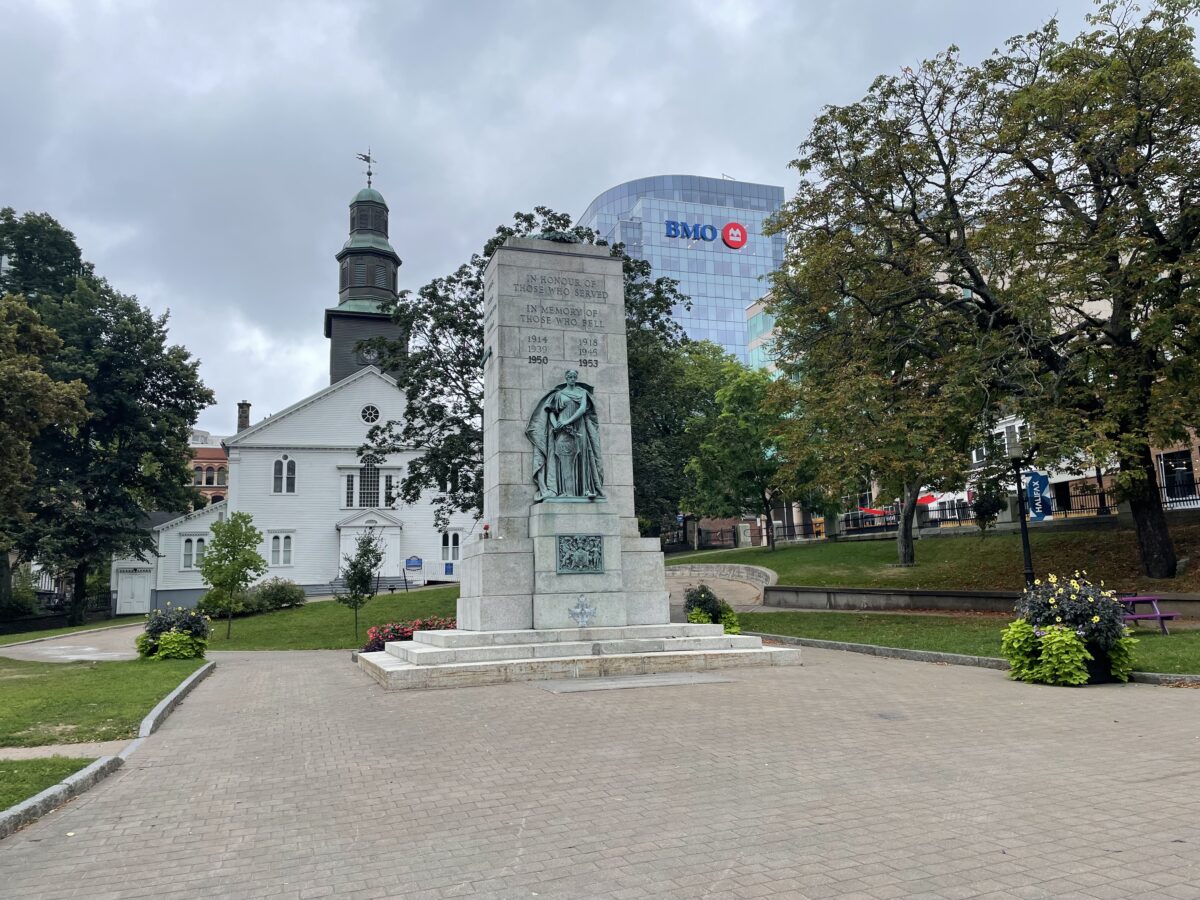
[1034,579,1041,585]
[1055,616,1063,623]
[1048,574,1058,583]
[1071,594,1077,600]
[1087,597,1094,603]
[1049,599,1057,606]
[1092,615,1100,623]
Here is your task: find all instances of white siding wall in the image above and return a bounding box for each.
[155,505,223,592]
[222,372,476,590]
[231,444,475,588]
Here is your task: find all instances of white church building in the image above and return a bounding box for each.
[112,184,474,613]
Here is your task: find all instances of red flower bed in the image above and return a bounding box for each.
[362,617,456,652]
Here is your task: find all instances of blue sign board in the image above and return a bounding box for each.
[444,562,454,576]
[1025,472,1052,521]
[405,556,423,570]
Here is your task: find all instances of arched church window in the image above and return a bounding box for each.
[217,467,227,486]
[205,466,215,486]
[193,466,203,485]
[273,455,295,494]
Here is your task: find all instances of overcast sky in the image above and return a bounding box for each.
[2,0,1098,435]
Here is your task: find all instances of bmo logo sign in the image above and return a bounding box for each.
[664,220,749,250]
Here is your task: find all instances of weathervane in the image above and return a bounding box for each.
[356,148,376,188]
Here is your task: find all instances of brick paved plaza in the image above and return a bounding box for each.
[1,648,1197,899]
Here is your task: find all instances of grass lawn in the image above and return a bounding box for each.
[0,617,145,647]
[669,524,1200,594]
[0,757,94,809]
[206,585,460,651]
[741,611,1200,675]
[0,657,203,748]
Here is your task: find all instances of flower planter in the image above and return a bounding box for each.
[1084,645,1116,685]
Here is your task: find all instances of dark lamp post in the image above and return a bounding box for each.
[1009,443,1036,588]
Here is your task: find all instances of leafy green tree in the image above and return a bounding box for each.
[363,207,692,527]
[0,208,93,299]
[3,213,213,622]
[629,339,732,532]
[765,278,988,565]
[197,512,267,639]
[684,364,789,549]
[335,529,385,641]
[768,0,1200,577]
[0,294,87,608]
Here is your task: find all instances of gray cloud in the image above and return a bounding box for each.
[1,0,1097,433]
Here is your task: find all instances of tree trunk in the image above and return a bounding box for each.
[226,597,233,639]
[354,606,359,642]
[1123,446,1177,578]
[0,551,12,611]
[896,482,919,567]
[763,500,775,551]
[68,563,88,626]
[1095,469,1109,516]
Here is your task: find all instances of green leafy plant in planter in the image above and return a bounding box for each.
[136,603,211,660]
[683,583,740,634]
[1000,572,1136,685]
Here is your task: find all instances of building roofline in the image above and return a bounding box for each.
[223,366,398,448]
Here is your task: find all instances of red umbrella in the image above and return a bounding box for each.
[858,506,887,516]
[917,495,937,505]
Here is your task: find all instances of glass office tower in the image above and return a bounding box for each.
[577,175,784,362]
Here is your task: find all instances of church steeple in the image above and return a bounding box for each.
[324,166,407,385]
[335,186,401,307]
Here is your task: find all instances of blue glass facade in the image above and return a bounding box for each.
[577,175,784,362]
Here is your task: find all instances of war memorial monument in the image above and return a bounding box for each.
[358,236,801,689]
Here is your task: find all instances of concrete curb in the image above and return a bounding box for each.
[0,621,142,649]
[138,661,215,737]
[745,632,1200,685]
[746,632,1008,669]
[0,659,216,842]
[0,756,123,841]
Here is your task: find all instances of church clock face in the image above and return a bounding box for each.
[359,345,382,365]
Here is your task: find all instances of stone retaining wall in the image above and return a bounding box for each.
[668,564,778,589]
[764,584,1200,618]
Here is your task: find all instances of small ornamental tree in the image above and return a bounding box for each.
[336,529,385,641]
[197,511,267,638]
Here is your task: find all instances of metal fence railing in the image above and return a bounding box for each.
[1161,475,1200,510]
[664,474,1198,553]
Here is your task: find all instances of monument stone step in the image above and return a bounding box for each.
[411,623,724,648]
[356,645,802,691]
[384,633,764,666]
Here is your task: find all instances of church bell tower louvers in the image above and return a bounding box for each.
[323,184,407,384]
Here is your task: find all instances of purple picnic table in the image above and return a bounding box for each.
[1118,595,1178,636]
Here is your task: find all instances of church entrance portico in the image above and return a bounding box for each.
[336,510,404,578]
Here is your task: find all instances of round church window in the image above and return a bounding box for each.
[361,405,380,424]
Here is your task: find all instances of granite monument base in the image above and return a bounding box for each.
[356,623,802,690]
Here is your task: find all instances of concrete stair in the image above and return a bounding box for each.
[356,624,801,690]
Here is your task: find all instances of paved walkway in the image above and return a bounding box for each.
[1,650,1198,898]
[0,740,128,761]
[0,625,141,663]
